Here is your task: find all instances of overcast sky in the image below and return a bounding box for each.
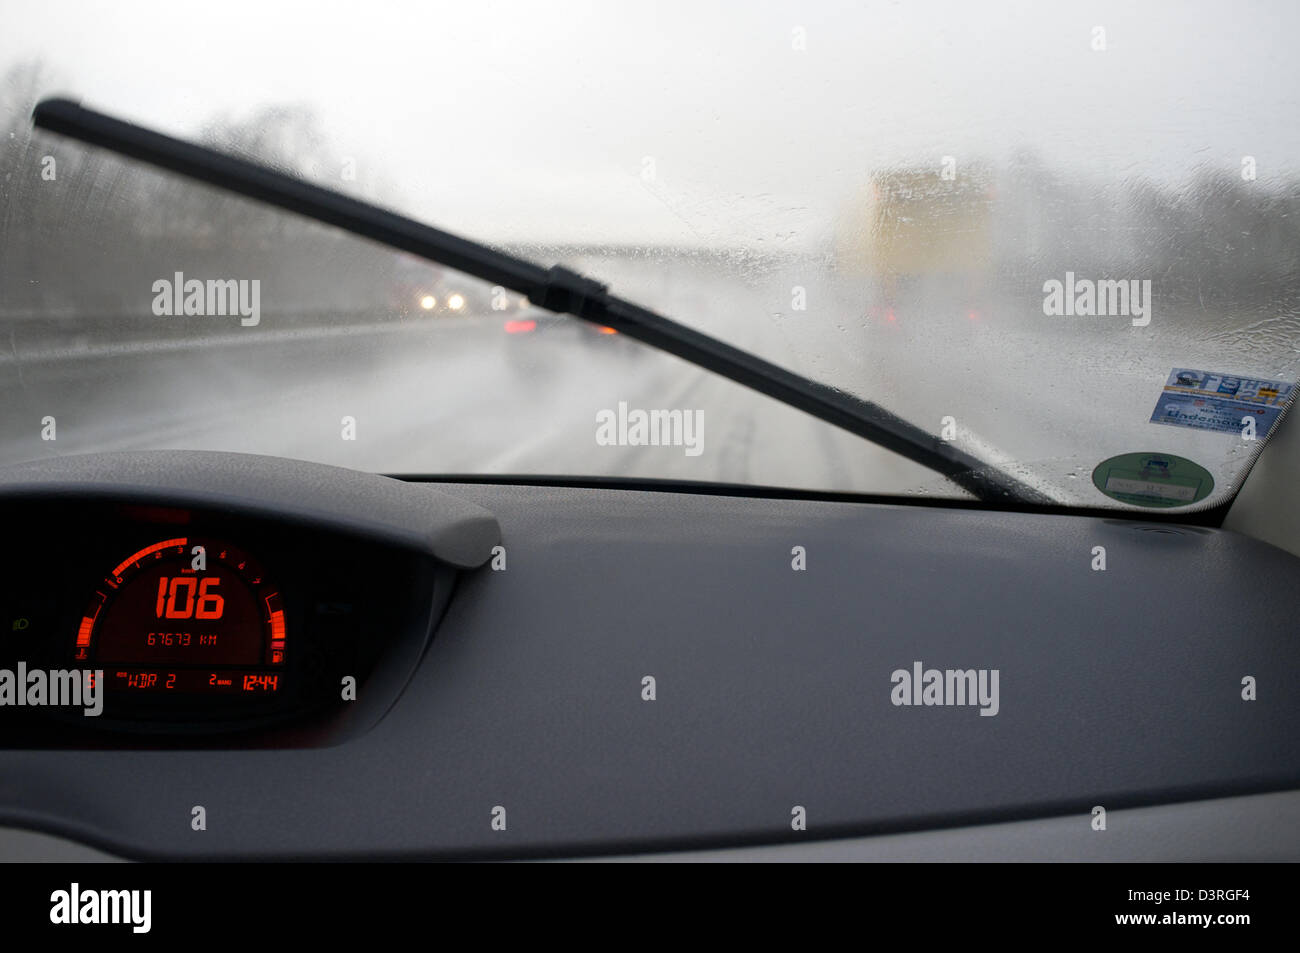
[3,0,1298,246]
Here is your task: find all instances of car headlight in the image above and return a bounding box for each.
[419,294,436,310]
[447,293,466,311]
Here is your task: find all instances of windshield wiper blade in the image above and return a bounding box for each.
[32,97,1052,505]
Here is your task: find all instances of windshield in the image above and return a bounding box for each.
[2,0,1297,510]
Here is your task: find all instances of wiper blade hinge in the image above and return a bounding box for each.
[533,266,610,321]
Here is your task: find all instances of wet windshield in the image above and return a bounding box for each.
[1,1,1297,510]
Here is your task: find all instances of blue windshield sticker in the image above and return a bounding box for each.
[1149,368,1293,438]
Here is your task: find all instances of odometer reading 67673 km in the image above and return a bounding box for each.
[77,537,286,695]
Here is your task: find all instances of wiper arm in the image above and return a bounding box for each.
[32,97,1051,505]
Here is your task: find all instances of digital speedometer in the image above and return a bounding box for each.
[78,537,286,695]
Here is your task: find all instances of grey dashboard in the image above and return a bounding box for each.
[1,453,1297,859]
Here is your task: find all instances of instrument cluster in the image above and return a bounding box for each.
[0,499,446,746]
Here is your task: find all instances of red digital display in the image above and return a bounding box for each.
[155,575,225,619]
[82,537,285,695]
[109,669,280,694]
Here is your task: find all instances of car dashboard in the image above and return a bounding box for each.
[1,450,1298,860]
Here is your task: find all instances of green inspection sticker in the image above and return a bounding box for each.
[1092,452,1214,508]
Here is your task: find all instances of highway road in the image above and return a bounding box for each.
[0,256,1285,508]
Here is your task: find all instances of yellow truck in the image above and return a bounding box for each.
[835,167,995,308]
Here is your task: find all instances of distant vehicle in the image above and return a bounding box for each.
[388,253,522,317]
[502,307,630,381]
[835,166,995,314]
[388,252,624,361]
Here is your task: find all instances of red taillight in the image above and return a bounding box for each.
[504,319,536,334]
[597,326,618,335]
